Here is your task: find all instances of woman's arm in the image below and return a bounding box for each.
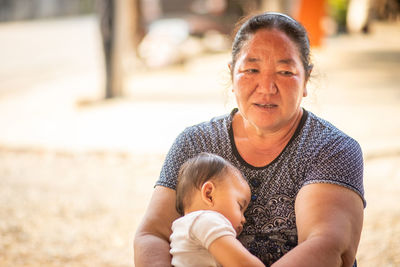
[209,235,265,267]
[272,183,364,267]
[134,186,180,267]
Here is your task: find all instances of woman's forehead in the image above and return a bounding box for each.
[235,29,302,65]
[246,29,298,54]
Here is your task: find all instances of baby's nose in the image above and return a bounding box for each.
[241,215,246,224]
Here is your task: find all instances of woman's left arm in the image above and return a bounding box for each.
[272,183,364,267]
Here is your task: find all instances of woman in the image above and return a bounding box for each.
[134,12,365,267]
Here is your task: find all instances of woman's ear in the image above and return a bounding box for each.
[303,67,313,97]
[228,62,234,92]
[303,85,308,97]
[201,181,215,207]
[228,62,232,73]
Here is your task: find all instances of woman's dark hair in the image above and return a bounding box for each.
[231,12,313,78]
[175,153,236,216]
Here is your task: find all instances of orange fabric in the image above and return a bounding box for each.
[295,0,326,47]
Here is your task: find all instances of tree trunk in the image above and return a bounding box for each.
[98,0,142,99]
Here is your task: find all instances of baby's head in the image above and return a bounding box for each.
[176,153,251,235]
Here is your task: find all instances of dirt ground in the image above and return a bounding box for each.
[0,148,399,267]
[0,148,163,267]
[1,16,400,266]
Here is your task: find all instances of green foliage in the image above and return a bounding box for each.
[328,0,348,29]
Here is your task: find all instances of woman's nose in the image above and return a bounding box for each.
[257,73,278,94]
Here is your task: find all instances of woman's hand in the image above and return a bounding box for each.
[272,183,364,267]
[134,186,180,267]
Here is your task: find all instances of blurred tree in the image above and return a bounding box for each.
[328,0,348,32]
[97,0,143,99]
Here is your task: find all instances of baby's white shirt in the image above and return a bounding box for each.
[170,210,236,267]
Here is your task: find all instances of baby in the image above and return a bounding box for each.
[170,152,264,267]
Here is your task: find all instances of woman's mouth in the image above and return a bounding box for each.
[254,103,277,109]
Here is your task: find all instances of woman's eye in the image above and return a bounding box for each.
[245,69,258,73]
[278,70,294,76]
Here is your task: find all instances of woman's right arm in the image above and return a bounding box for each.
[134,186,180,267]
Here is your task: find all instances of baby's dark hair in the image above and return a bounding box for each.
[175,153,238,216]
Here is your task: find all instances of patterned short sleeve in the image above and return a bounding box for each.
[304,135,366,207]
[156,127,198,189]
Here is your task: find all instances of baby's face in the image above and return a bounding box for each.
[212,170,251,235]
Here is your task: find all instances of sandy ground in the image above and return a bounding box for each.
[0,16,400,266]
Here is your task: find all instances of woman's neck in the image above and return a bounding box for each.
[232,109,304,166]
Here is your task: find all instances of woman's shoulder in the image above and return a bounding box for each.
[165,110,234,161]
[305,111,357,141]
[180,109,236,136]
[302,110,361,152]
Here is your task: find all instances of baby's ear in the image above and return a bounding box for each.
[201,181,215,207]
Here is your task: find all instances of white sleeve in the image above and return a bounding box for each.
[189,211,236,249]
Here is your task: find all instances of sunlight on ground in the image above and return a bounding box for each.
[0,16,399,266]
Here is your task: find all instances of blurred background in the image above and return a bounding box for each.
[0,0,399,266]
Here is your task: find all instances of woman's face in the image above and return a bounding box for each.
[231,28,308,133]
